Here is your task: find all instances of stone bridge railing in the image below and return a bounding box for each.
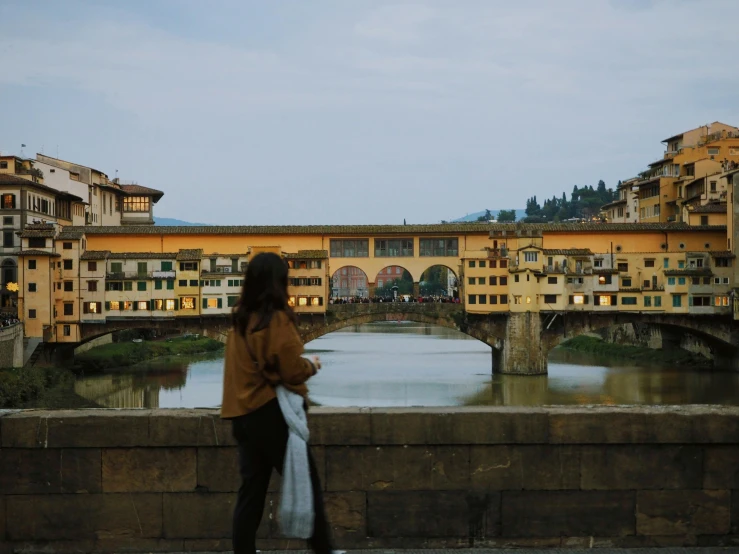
[1,406,738,551]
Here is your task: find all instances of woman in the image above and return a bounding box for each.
[221,252,333,554]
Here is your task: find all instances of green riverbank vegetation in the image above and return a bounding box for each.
[558,335,712,368]
[0,366,78,408]
[74,335,224,372]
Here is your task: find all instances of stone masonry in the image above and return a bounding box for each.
[1,406,738,552]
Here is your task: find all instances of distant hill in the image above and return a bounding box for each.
[453,209,526,222]
[154,217,209,226]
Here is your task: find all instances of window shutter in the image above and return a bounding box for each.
[105,301,110,311]
[133,302,138,311]
[611,296,617,305]
[174,299,179,311]
[144,301,150,311]
[585,295,589,304]
[217,297,222,309]
[83,303,89,314]
[568,295,573,304]
[203,298,208,309]
[689,296,693,307]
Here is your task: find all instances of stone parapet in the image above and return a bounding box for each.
[1,406,738,551]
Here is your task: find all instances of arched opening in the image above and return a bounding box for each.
[419,265,459,299]
[330,266,369,300]
[373,265,413,300]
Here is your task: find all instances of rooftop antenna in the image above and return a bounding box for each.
[19,144,26,158]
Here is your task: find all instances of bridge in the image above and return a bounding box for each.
[74,303,739,374]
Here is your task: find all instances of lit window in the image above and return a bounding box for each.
[137,301,148,310]
[599,295,612,306]
[165,299,176,311]
[123,301,133,310]
[181,297,195,310]
[207,298,219,308]
[288,296,296,307]
[572,295,584,305]
[526,296,531,304]
[311,297,321,306]
[109,301,120,310]
[123,196,151,212]
[298,297,308,306]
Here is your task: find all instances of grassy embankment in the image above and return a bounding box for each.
[74,336,224,372]
[559,335,711,367]
[0,365,83,409]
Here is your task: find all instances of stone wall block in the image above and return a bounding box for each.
[549,409,649,444]
[367,491,499,538]
[44,411,150,447]
[310,409,371,445]
[581,445,702,490]
[326,445,468,492]
[324,491,366,544]
[0,495,5,542]
[501,491,635,537]
[6,494,162,540]
[470,445,580,491]
[197,447,240,492]
[690,412,739,443]
[164,493,262,539]
[732,489,739,534]
[103,448,196,493]
[149,411,234,447]
[704,447,739,488]
[0,414,43,447]
[637,490,731,536]
[371,408,548,445]
[0,448,101,494]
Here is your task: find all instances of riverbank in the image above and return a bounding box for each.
[558,335,712,368]
[74,336,224,372]
[0,365,90,408]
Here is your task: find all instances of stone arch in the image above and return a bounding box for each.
[330,265,370,299]
[419,264,459,298]
[542,312,739,369]
[373,265,414,298]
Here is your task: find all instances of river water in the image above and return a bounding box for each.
[72,322,739,409]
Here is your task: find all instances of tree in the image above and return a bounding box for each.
[597,180,607,194]
[497,209,516,222]
[477,209,493,222]
[525,196,541,216]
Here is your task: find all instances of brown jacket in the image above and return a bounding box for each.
[221,310,316,419]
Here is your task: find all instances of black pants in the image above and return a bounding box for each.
[231,398,333,554]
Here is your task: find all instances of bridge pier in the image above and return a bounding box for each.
[496,312,548,375]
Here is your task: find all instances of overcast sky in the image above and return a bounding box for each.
[1,0,737,225]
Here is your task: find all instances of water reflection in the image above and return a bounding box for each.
[71,323,739,409]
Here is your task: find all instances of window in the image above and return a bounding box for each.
[137,262,148,275]
[500,276,508,286]
[2,231,12,248]
[63,325,71,337]
[468,295,477,304]
[1,194,16,209]
[137,281,146,291]
[595,295,614,306]
[598,275,612,285]
[110,262,123,273]
[715,258,731,267]
[83,302,101,314]
[513,296,521,304]
[547,276,557,284]
[88,280,97,292]
[594,259,603,268]
[644,296,652,307]
[28,309,36,319]
[62,242,72,250]
[28,237,46,248]
[189,279,198,287]
[161,261,173,271]
[181,297,195,310]
[645,260,655,268]
[330,239,369,257]
[478,277,485,285]
[124,281,133,291]
[690,296,711,307]
[478,295,487,304]
[28,260,36,270]
[165,299,176,311]
[523,251,538,263]
[63,302,73,316]
[137,301,149,311]
[123,196,151,212]
[672,295,682,308]
[87,261,97,272]
[663,258,669,269]
[700,215,709,226]
[668,277,676,285]
[106,281,123,291]
[468,277,475,285]
[514,275,519,283]
[179,280,187,287]
[179,262,198,271]
[374,239,414,257]
[63,281,73,292]
[167,280,174,290]
[227,295,238,307]
[678,261,685,269]
[490,295,498,304]
[490,260,497,268]
[621,297,637,305]
[28,282,36,292]
[691,277,700,285]
[205,297,221,309]
[419,238,458,257]
[123,301,133,311]
[678,277,686,285]
[489,276,497,285]
[0,161,6,169]
[469,261,476,268]
[500,295,508,304]
[617,263,628,272]
[288,296,296,307]
[63,259,73,270]
[298,296,308,307]
[654,296,662,307]
[544,294,557,304]
[723,277,730,285]
[155,279,162,290]
[715,296,730,307]
[622,278,632,287]
[108,300,120,311]
[3,216,12,225]
[570,295,585,305]
[708,147,720,156]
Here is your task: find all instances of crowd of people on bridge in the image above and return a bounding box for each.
[0,313,19,327]
[330,295,460,305]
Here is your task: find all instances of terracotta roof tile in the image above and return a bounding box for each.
[108,252,178,260]
[18,229,56,238]
[80,250,111,261]
[0,174,84,201]
[689,203,726,214]
[542,249,593,256]
[664,268,713,276]
[709,251,735,258]
[57,230,85,240]
[15,249,61,257]
[176,249,203,261]
[283,250,328,259]
[119,184,164,201]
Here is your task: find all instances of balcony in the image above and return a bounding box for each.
[106,271,156,280]
[153,270,176,279]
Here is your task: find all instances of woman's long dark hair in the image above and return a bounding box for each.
[232,252,295,336]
